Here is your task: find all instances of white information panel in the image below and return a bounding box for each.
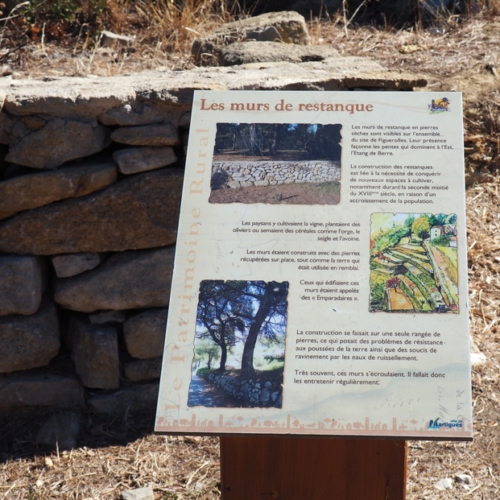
[155,91,472,440]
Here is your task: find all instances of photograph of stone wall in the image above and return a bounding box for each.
[209,123,342,205]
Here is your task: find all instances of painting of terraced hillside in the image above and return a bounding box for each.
[369,213,458,313]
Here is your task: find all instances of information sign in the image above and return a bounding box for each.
[155,91,472,439]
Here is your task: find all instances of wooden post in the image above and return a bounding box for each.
[220,436,407,500]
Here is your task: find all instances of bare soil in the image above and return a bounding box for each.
[209,181,341,205]
[0,8,499,500]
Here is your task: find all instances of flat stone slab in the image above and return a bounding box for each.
[113,146,177,175]
[110,123,179,146]
[6,118,110,169]
[0,255,45,316]
[0,168,183,255]
[192,11,311,64]
[0,61,426,120]
[220,41,339,66]
[0,374,84,410]
[51,252,104,278]
[0,160,117,220]
[54,247,174,313]
[0,299,60,373]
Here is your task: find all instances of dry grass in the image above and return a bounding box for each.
[0,4,500,499]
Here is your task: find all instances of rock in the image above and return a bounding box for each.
[0,168,183,255]
[120,487,155,500]
[36,412,80,450]
[89,310,128,324]
[455,474,472,485]
[0,374,84,410]
[101,31,136,48]
[68,317,119,389]
[88,383,159,414]
[0,299,60,373]
[51,253,104,278]
[0,256,45,316]
[111,123,179,146]
[55,247,174,313]
[434,478,453,490]
[6,118,111,169]
[98,102,186,127]
[0,63,425,121]
[192,11,311,64]
[220,41,339,66]
[123,308,167,359]
[124,357,162,382]
[0,160,117,220]
[113,146,177,175]
[246,25,282,42]
[470,337,487,366]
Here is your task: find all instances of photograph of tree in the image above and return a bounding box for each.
[188,280,289,408]
[209,123,342,205]
[369,213,458,313]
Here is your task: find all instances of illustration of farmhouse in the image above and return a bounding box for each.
[369,213,458,313]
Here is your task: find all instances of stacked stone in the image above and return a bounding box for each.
[212,160,341,188]
[0,95,190,416]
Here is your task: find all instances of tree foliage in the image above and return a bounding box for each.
[412,216,431,240]
[214,123,342,161]
[195,280,288,378]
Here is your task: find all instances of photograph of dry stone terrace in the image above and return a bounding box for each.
[209,122,342,204]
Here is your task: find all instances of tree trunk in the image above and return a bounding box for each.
[219,342,227,372]
[241,285,274,379]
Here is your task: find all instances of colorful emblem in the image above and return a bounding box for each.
[429,97,450,113]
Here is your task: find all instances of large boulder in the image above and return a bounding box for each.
[220,41,339,66]
[0,374,84,410]
[67,317,119,389]
[54,247,174,313]
[192,11,310,65]
[0,299,60,373]
[0,160,117,220]
[0,255,45,316]
[0,168,183,255]
[5,118,111,169]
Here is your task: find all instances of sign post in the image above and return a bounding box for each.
[220,436,407,499]
[155,91,472,496]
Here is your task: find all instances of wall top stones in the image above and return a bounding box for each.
[0,60,426,119]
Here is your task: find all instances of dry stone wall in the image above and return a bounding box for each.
[0,26,425,423]
[212,160,341,188]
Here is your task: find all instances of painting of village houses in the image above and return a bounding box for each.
[369,213,458,313]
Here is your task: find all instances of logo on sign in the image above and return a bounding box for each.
[428,417,463,429]
[428,97,450,113]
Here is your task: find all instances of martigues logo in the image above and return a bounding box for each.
[428,417,463,429]
[428,97,450,113]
